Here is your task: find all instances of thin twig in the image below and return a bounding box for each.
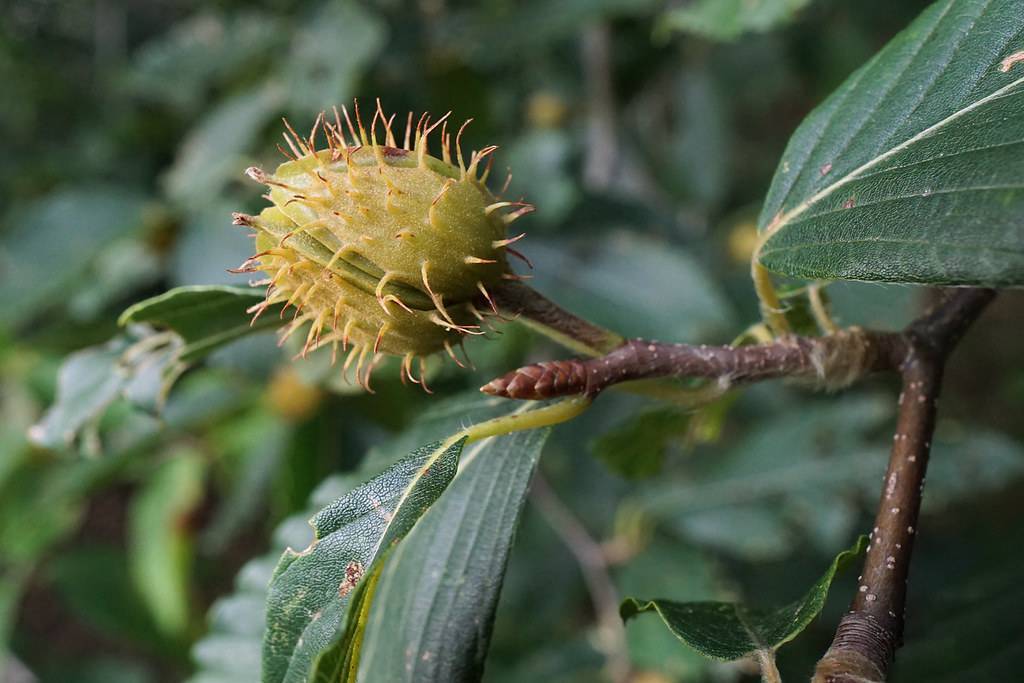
[530,474,632,683]
[489,280,624,356]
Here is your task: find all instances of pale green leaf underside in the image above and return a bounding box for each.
[758,0,1024,286]
[620,536,866,661]
[659,0,813,41]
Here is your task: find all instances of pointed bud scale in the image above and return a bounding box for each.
[236,100,530,388]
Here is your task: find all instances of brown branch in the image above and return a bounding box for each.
[813,287,995,682]
[483,326,900,400]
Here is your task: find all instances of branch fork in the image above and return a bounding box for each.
[486,282,995,682]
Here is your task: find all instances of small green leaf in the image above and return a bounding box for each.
[27,338,134,450]
[620,535,867,662]
[758,0,1024,286]
[659,0,813,41]
[592,408,689,479]
[261,437,466,683]
[119,285,281,362]
[128,449,206,637]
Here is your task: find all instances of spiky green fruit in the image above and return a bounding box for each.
[233,101,531,389]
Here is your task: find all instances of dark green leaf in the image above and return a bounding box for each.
[620,536,866,661]
[757,0,1024,285]
[261,438,466,683]
[346,427,550,682]
[188,394,520,683]
[119,285,281,362]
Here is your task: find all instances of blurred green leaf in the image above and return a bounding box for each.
[529,233,736,341]
[49,546,163,648]
[659,0,813,41]
[638,393,1024,560]
[189,556,277,683]
[443,0,662,65]
[620,536,866,663]
[129,449,206,637]
[262,437,466,683]
[505,130,578,227]
[758,0,1024,285]
[638,395,886,558]
[127,11,286,112]
[67,239,163,321]
[349,427,549,682]
[894,550,1024,682]
[638,65,731,207]
[170,202,256,288]
[592,407,689,479]
[165,86,283,206]
[27,337,134,450]
[0,187,147,330]
[284,2,386,116]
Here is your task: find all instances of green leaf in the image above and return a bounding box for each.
[261,437,466,683]
[33,285,279,449]
[530,233,736,342]
[128,449,206,637]
[187,394,520,683]
[27,337,136,450]
[757,0,1024,286]
[127,11,286,112]
[620,536,866,662]
[346,427,550,682]
[592,408,689,479]
[659,0,813,42]
[615,539,724,679]
[638,395,889,559]
[0,187,147,330]
[119,285,281,362]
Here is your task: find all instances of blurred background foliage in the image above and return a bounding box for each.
[2,0,1023,681]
